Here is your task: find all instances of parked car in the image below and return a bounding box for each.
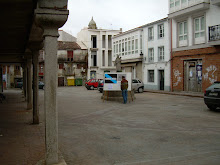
[85,79,100,90]
[204,81,220,111]
[132,79,144,93]
[38,81,44,89]
[98,79,104,93]
[16,81,44,90]
[16,79,23,88]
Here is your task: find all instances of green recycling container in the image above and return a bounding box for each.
[75,78,83,86]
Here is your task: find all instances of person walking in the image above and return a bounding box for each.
[121,76,128,104]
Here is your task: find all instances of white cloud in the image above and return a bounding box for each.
[60,0,168,37]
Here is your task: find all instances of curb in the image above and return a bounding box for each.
[144,90,204,98]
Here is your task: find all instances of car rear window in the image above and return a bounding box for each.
[208,82,220,89]
[132,79,138,83]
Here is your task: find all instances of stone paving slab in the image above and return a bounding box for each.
[0,87,218,165]
[0,89,45,165]
[56,87,220,165]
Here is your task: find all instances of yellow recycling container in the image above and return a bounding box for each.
[67,77,75,86]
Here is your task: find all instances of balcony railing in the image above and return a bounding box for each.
[209,25,220,41]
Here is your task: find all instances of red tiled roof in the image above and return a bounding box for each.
[58,41,81,50]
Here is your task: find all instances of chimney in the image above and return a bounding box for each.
[120,28,122,34]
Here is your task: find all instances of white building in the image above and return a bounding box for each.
[142,18,171,91]
[168,0,220,92]
[112,27,144,80]
[77,17,121,79]
[169,0,220,49]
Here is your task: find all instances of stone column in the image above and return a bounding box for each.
[44,36,59,163]
[22,64,27,99]
[32,50,40,124]
[27,57,33,109]
[35,5,68,164]
[28,22,44,124]
[0,66,3,92]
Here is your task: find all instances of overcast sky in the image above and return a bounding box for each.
[60,0,168,37]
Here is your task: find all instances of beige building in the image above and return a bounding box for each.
[77,17,121,79]
[57,41,88,86]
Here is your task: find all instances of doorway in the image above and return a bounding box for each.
[58,77,64,86]
[184,60,202,92]
[159,70,164,90]
[90,71,96,79]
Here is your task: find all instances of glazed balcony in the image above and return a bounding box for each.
[168,0,210,19]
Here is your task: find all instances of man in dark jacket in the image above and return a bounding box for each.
[121,76,128,104]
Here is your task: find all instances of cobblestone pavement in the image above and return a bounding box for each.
[55,87,220,165]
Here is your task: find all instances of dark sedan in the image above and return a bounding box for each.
[16,81,44,90]
[98,79,104,93]
[38,81,44,89]
[204,81,220,111]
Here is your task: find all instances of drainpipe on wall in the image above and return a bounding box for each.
[170,19,173,92]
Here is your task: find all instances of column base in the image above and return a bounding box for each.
[35,152,67,165]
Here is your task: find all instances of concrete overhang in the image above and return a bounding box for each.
[90,48,98,51]
[168,3,210,19]
[100,67,116,70]
[211,0,220,5]
[121,58,143,64]
[112,57,143,64]
[0,55,26,63]
[0,0,37,64]
[209,40,220,46]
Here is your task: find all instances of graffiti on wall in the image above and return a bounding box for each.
[173,69,182,87]
[203,65,218,84]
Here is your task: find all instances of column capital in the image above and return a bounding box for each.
[28,22,44,51]
[38,0,68,9]
[28,41,44,52]
[35,8,69,37]
[24,49,32,60]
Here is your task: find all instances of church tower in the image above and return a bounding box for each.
[88,17,97,29]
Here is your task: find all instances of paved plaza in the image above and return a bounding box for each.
[0,87,220,165]
[55,87,220,165]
